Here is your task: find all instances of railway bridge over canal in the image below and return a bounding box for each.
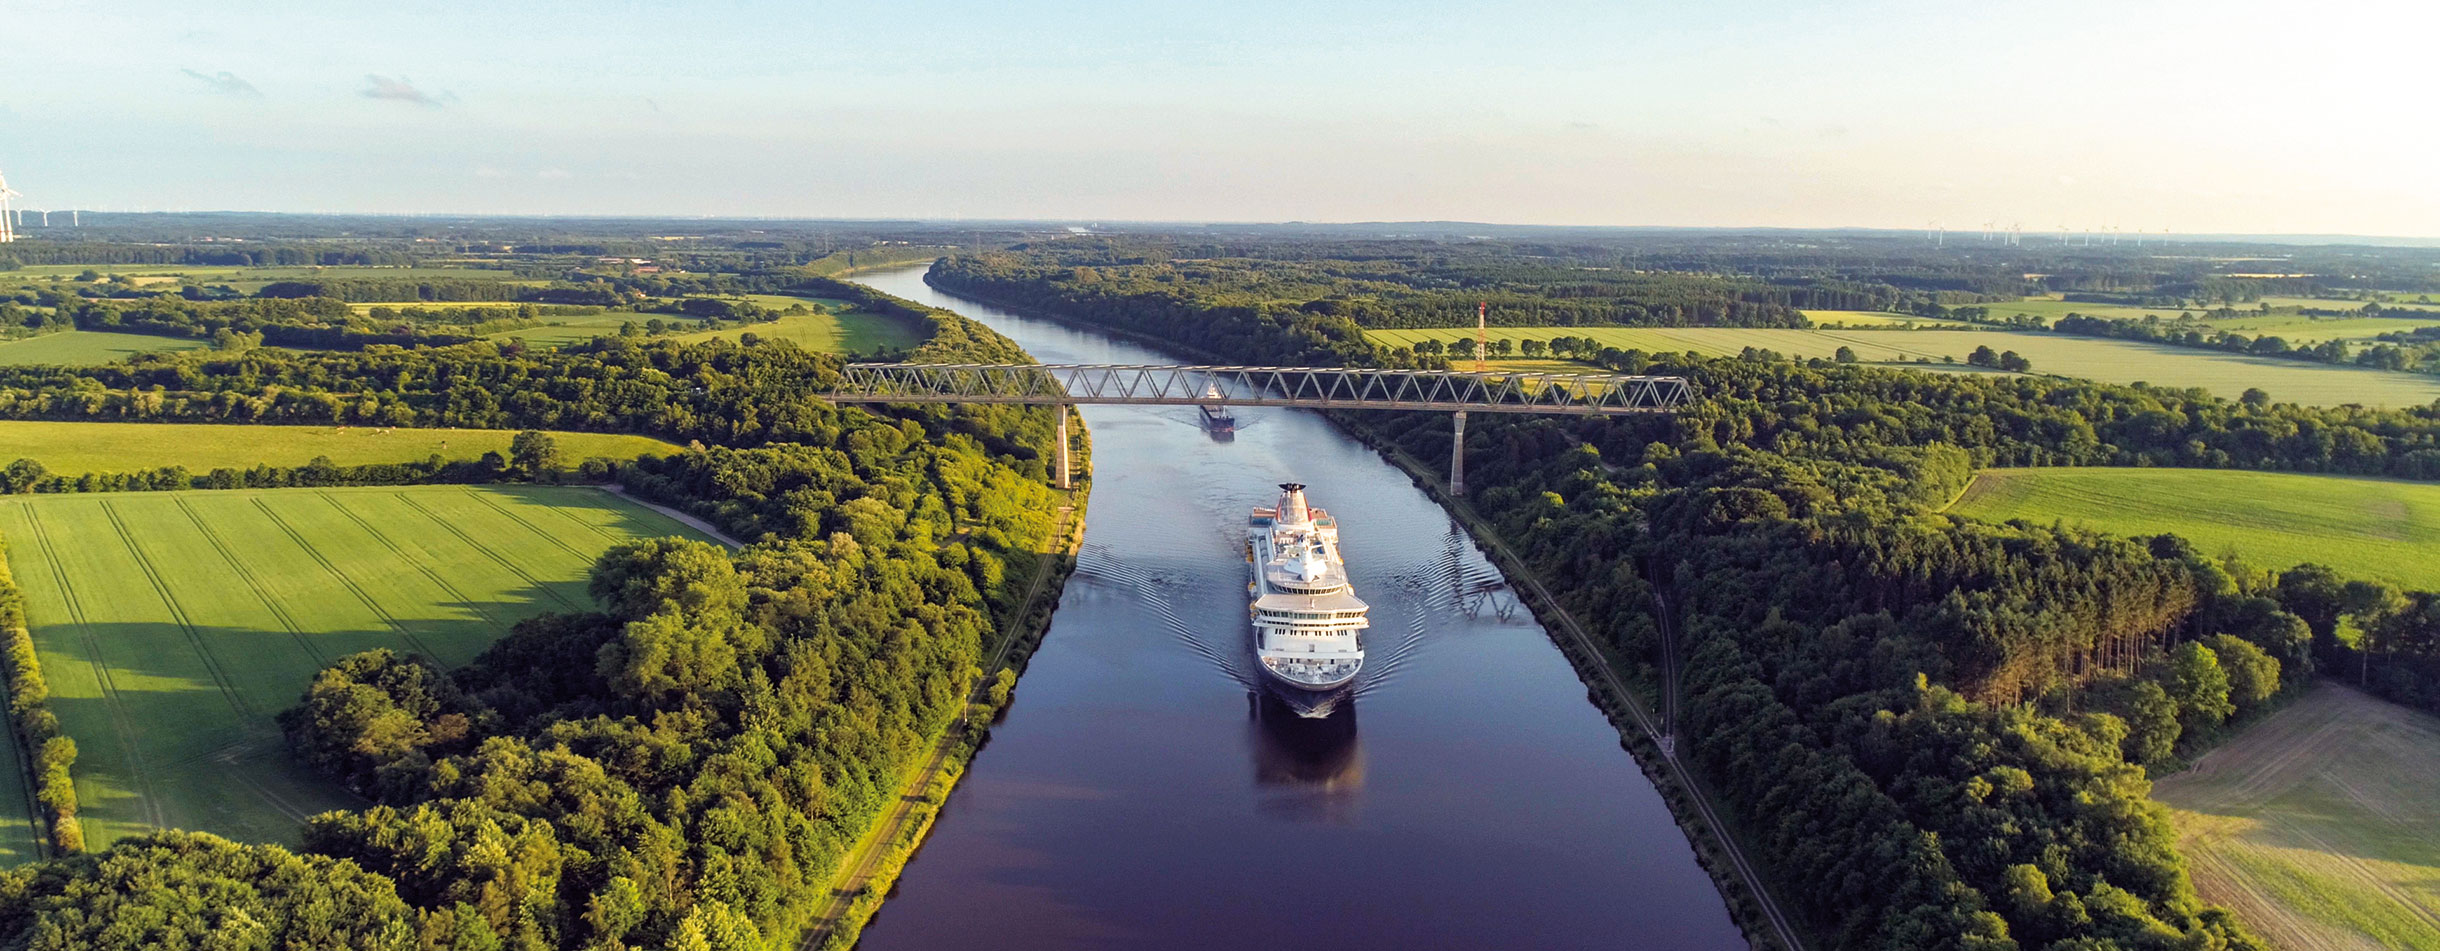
[821,363,1694,494]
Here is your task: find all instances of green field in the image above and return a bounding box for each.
[0,485,719,850]
[1366,326,2440,407]
[1947,467,2440,589]
[673,296,926,353]
[10,264,533,295]
[2155,684,2440,951]
[0,331,212,366]
[1973,298,2192,325]
[2208,313,2440,342]
[0,421,679,476]
[0,706,38,865]
[2259,295,2440,313]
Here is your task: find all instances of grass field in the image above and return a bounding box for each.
[0,331,212,366]
[0,485,719,850]
[0,421,679,476]
[1365,326,2440,407]
[1947,468,2440,589]
[11,265,533,295]
[673,296,926,353]
[2207,314,2440,342]
[2155,684,2440,951]
[0,715,38,866]
[2258,296,2440,313]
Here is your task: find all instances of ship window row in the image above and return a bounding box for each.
[1263,610,1365,620]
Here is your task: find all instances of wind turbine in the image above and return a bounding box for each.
[0,168,18,243]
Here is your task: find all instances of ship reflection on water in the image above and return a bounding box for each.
[1248,691,1363,821]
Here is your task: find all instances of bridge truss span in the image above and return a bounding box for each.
[830,363,1693,415]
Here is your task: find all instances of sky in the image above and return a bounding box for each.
[3,0,2437,234]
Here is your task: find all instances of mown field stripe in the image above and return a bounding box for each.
[390,493,581,610]
[18,506,166,830]
[173,496,329,669]
[250,497,445,661]
[95,502,251,719]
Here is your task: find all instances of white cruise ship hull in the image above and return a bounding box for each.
[1247,483,1368,710]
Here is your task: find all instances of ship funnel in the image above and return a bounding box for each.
[1276,483,1310,524]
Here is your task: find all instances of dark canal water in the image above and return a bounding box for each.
[848,267,1741,950]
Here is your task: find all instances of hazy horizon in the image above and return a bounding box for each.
[6,0,2435,236]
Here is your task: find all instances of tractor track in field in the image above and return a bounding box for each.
[319,494,515,651]
[175,497,330,668]
[393,493,581,610]
[98,501,252,718]
[256,497,447,663]
[19,506,168,830]
[460,487,602,562]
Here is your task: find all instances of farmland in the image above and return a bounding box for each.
[2207,313,2440,342]
[0,331,211,366]
[1946,467,2440,589]
[2154,684,2440,951]
[673,296,926,353]
[0,421,679,477]
[0,485,720,850]
[1364,326,2440,407]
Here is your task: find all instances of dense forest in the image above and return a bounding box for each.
[924,244,2440,950]
[0,282,1069,950]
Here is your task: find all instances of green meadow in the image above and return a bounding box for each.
[0,485,718,850]
[0,421,678,476]
[1947,467,2440,589]
[1365,326,2440,407]
[0,331,212,366]
[673,296,926,353]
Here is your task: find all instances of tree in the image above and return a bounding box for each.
[1998,350,2031,372]
[2206,634,2280,713]
[2166,641,2236,732]
[509,430,561,478]
[1967,345,1999,368]
[2122,680,2181,765]
[1833,345,1858,363]
[0,458,44,494]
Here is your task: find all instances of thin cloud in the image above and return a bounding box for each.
[181,69,261,97]
[361,74,455,107]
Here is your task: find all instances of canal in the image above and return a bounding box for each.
[848,266,1742,950]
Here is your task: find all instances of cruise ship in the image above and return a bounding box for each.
[1248,483,1368,697]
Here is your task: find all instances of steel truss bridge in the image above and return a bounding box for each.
[825,363,1693,493]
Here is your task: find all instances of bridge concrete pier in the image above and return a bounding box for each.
[1449,410,1467,496]
[1055,404,1072,490]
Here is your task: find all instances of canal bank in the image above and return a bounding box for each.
[843,265,1743,951]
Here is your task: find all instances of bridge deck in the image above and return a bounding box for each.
[825,363,1691,415]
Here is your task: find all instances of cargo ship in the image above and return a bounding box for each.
[1247,483,1368,698]
[1199,383,1236,434]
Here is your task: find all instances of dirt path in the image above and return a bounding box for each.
[594,485,748,549]
[796,501,1080,949]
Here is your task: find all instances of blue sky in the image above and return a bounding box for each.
[3,0,2434,233]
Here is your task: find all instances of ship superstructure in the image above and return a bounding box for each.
[1248,483,1368,695]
